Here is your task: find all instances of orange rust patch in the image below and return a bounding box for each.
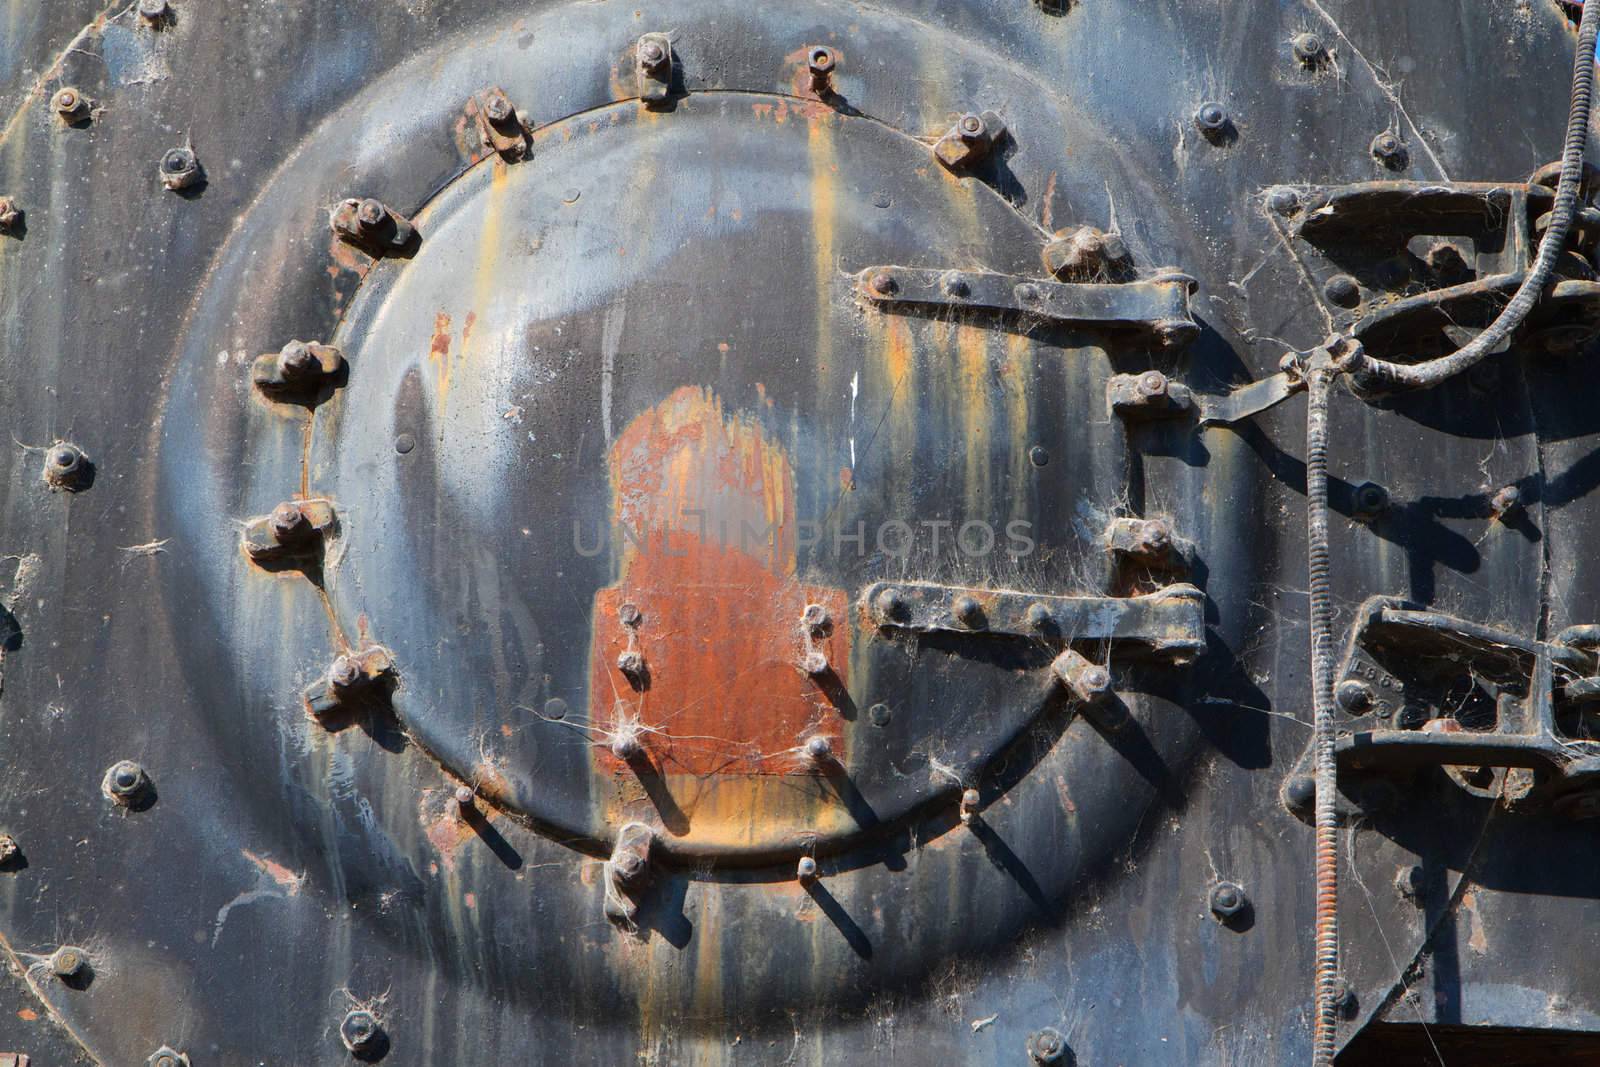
[464,892,477,910]
[590,386,847,776]
[17,1008,38,1021]
[242,850,305,893]
[430,312,452,360]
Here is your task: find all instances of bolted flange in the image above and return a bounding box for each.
[636,33,674,103]
[330,197,418,257]
[252,340,345,402]
[305,646,397,719]
[474,87,530,161]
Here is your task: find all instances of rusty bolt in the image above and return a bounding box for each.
[867,270,897,297]
[104,760,150,805]
[454,785,475,810]
[940,270,970,297]
[617,649,645,678]
[959,787,981,824]
[1072,663,1111,702]
[1194,101,1229,135]
[1027,1027,1069,1065]
[1292,32,1325,65]
[1491,485,1522,520]
[49,946,87,980]
[278,341,319,381]
[951,593,986,629]
[1371,131,1406,167]
[138,0,170,21]
[611,730,642,761]
[618,602,642,628]
[0,835,18,863]
[802,603,831,636]
[804,735,833,764]
[355,198,388,232]
[637,37,669,73]
[1014,282,1043,305]
[53,87,88,122]
[0,196,20,232]
[1268,187,1301,216]
[44,442,87,488]
[1025,602,1053,631]
[807,46,836,93]
[1353,480,1390,519]
[147,1048,188,1067]
[1043,225,1117,279]
[1137,370,1170,399]
[328,655,364,692]
[957,112,987,142]
[1209,881,1248,921]
[802,650,829,676]
[611,847,647,887]
[874,586,908,623]
[796,855,819,882]
[1336,678,1375,713]
[269,502,310,543]
[339,1010,382,1054]
[483,91,514,126]
[1134,518,1172,555]
[159,146,201,191]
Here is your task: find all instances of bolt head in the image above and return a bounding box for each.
[1283,773,1317,813]
[796,855,819,881]
[1353,480,1390,517]
[278,341,319,380]
[54,88,81,115]
[807,47,836,76]
[612,849,646,885]
[46,442,84,479]
[1492,485,1522,518]
[874,586,908,623]
[454,785,475,808]
[1015,282,1042,304]
[269,501,308,541]
[951,594,986,629]
[148,1050,186,1067]
[940,270,969,297]
[328,655,363,691]
[484,92,513,124]
[1323,273,1361,308]
[957,113,986,141]
[1371,132,1405,164]
[961,787,981,813]
[49,947,86,978]
[0,835,18,862]
[1195,101,1228,132]
[138,0,170,19]
[802,603,831,633]
[802,650,829,675]
[617,602,642,628]
[0,196,21,230]
[339,1010,381,1052]
[1137,370,1169,398]
[1025,602,1053,631]
[1292,32,1324,63]
[1027,1027,1069,1064]
[1076,664,1111,697]
[1336,678,1376,712]
[804,735,833,762]
[617,649,645,677]
[1210,881,1247,919]
[637,38,668,72]
[162,148,193,174]
[1268,187,1301,216]
[867,270,897,297]
[355,198,388,230]
[611,732,642,761]
[1137,518,1172,553]
[105,760,148,803]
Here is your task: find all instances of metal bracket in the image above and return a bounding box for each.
[243,499,337,566]
[303,646,397,718]
[635,33,673,103]
[1328,596,1600,816]
[474,87,530,161]
[330,197,418,258]
[857,267,1199,348]
[251,340,344,402]
[863,581,1206,662]
[1270,178,1600,363]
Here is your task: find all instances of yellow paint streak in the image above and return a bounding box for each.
[808,114,838,404]
[956,323,992,512]
[1002,332,1035,508]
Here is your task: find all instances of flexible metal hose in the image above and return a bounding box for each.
[1349,0,1600,393]
[1305,363,1340,1067]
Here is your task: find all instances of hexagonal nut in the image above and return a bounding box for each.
[1027,1026,1070,1064]
[49,945,88,979]
[339,1009,383,1053]
[43,441,91,491]
[147,1047,190,1067]
[1209,880,1248,921]
[158,146,203,191]
[103,760,152,806]
[53,87,90,123]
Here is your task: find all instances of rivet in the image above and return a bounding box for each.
[1025,602,1053,630]
[543,697,568,720]
[0,196,22,234]
[1335,678,1375,713]
[339,1010,383,1054]
[1323,273,1361,308]
[940,270,969,297]
[1209,880,1248,921]
[804,735,833,764]
[1352,480,1389,519]
[1371,131,1406,168]
[1268,187,1301,216]
[796,855,819,882]
[951,593,986,629]
[1291,31,1325,65]
[43,441,89,490]
[959,787,981,824]
[873,586,908,623]
[867,270,897,297]
[1026,1027,1070,1065]
[1137,370,1169,398]
[49,946,87,980]
[807,46,836,93]
[618,602,643,628]
[1194,101,1229,135]
[637,37,669,73]
[158,146,202,192]
[269,502,310,543]
[867,702,892,727]
[454,785,475,810]
[1029,445,1049,467]
[1491,485,1522,520]
[394,433,415,455]
[356,198,388,231]
[103,760,151,806]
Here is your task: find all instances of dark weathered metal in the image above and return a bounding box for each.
[3,0,1599,1063]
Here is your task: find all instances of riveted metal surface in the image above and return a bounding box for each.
[0,0,1596,1064]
